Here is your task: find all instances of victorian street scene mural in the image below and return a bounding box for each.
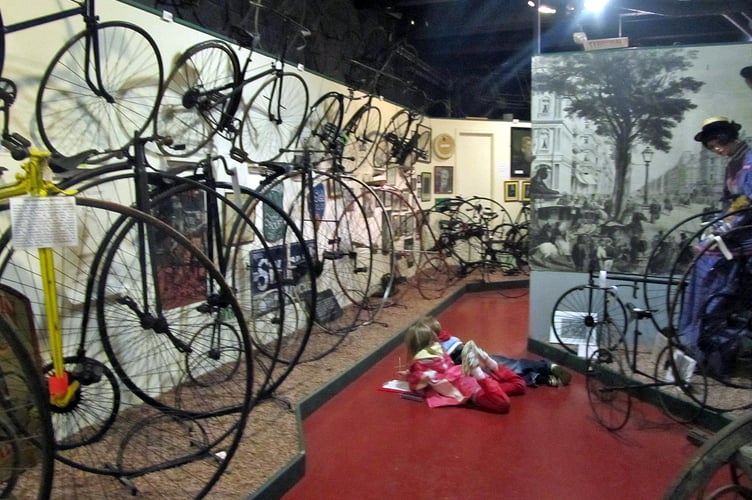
[528,42,752,276]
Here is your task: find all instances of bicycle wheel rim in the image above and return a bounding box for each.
[155,40,241,157]
[36,22,164,158]
[241,72,309,164]
[0,314,54,500]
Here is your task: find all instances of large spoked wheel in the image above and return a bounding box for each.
[0,315,54,500]
[95,203,253,417]
[87,197,252,497]
[585,325,632,431]
[643,211,721,332]
[358,187,421,304]
[653,344,708,424]
[240,72,309,164]
[665,412,752,499]
[37,22,164,159]
[154,40,241,157]
[489,223,529,275]
[667,221,752,413]
[415,255,452,300]
[341,103,382,174]
[298,91,344,163]
[331,177,393,326]
[373,108,412,169]
[550,284,628,354]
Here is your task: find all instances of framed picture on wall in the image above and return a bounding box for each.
[504,180,519,202]
[420,172,432,201]
[521,181,531,202]
[434,165,453,194]
[510,127,532,178]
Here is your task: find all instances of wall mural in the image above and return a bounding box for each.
[529,43,752,275]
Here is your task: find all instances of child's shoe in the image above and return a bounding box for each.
[461,340,481,375]
[550,364,572,386]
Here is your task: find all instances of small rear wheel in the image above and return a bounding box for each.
[586,336,631,431]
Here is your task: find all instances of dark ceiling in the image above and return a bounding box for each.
[148,0,752,120]
[357,0,752,120]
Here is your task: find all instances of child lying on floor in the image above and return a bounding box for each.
[423,316,572,387]
[401,322,526,412]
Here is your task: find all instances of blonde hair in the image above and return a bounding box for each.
[422,315,442,335]
[404,322,440,359]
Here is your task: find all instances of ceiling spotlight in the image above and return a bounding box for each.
[539,4,556,14]
[583,0,608,13]
[528,1,536,7]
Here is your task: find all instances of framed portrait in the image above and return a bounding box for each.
[504,180,519,202]
[434,165,453,194]
[521,180,531,202]
[420,172,432,201]
[416,124,432,163]
[510,127,532,178]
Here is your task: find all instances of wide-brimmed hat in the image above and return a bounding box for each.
[694,116,742,142]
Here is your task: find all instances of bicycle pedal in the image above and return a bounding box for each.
[323,250,345,260]
[230,147,248,163]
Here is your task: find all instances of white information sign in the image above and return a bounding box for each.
[10,196,78,249]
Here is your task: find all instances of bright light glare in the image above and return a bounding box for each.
[583,0,608,13]
[539,5,556,14]
[528,1,535,7]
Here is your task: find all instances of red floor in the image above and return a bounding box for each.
[283,289,699,499]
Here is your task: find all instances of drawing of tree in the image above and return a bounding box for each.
[532,49,703,220]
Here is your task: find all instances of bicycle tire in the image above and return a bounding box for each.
[653,344,708,424]
[240,72,309,164]
[585,325,632,431]
[643,210,721,332]
[341,103,381,174]
[93,192,256,416]
[59,163,314,401]
[666,221,752,412]
[360,186,422,304]
[254,169,387,360]
[664,411,752,499]
[216,180,316,395]
[154,39,242,157]
[298,91,344,163]
[489,222,529,275]
[86,197,252,495]
[0,314,54,500]
[550,284,628,354]
[415,255,452,300]
[330,176,393,323]
[373,108,412,169]
[36,21,164,159]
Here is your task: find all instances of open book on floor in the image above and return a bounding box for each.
[380,380,424,401]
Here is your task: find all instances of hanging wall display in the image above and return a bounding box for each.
[510,127,532,177]
[420,172,432,201]
[504,180,519,202]
[434,165,453,194]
